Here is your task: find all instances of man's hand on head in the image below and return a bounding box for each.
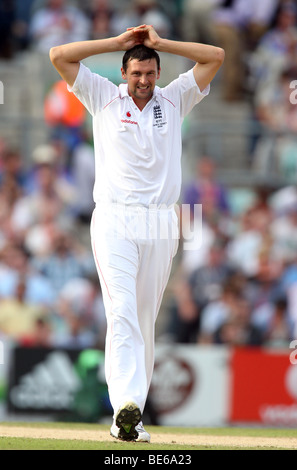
[125,25,161,50]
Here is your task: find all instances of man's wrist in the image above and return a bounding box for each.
[154,37,170,53]
[113,35,124,52]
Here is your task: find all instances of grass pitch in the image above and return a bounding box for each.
[0,422,297,450]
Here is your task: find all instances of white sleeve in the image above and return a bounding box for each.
[67,62,119,117]
[163,68,210,119]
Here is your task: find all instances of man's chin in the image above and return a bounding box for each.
[135,90,152,100]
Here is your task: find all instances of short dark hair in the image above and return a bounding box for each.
[122,45,160,73]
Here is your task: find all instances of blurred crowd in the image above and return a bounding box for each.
[165,156,297,348]
[1,0,297,350]
[0,136,107,349]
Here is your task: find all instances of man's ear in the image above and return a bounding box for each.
[121,67,127,80]
[157,68,161,80]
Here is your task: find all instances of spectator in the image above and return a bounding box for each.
[214,295,264,346]
[29,0,91,53]
[271,206,297,263]
[51,276,104,349]
[251,296,293,347]
[180,156,230,275]
[52,275,106,349]
[0,138,8,169]
[0,179,22,246]
[226,205,274,278]
[181,0,221,45]
[20,317,53,347]
[0,148,25,247]
[33,229,95,295]
[198,278,244,343]
[179,213,216,276]
[270,186,297,268]
[10,144,78,241]
[0,242,55,306]
[0,146,27,189]
[277,258,297,333]
[166,239,233,343]
[54,312,97,349]
[89,0,113,40]
[211,0,278,101]
[28,141,77,201]
[0,277,48,342]
[12,0,36,52]
[183,155,230,224]
[251,67,297,177]
[249,1,297,99]
[23,198,61,258]
[188,239,234,312]
[265,296,293,346]
[211,0,249,101]
[44,83,87,154]
[244,247,283,318]
[165,277,200,343]
[287,285,297,338]
[110,0,172,38]
[244,0,279,50]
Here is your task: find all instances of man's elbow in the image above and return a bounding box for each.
[49,46,59,64]
[49,46,63,66]
[215,47,225,65]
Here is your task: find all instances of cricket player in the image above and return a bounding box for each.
[50,24,224,442]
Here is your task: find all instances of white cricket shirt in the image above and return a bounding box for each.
[68,62,209,208]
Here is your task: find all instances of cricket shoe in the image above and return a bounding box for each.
[111,402,146,442]
[110,421,151,443]
[135,422,151,443]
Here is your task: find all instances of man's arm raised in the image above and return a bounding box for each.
[137,25,225,92]
[50,25,224,91]
[49,28,146,87]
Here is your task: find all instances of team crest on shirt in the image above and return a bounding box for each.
[153,104,167,129]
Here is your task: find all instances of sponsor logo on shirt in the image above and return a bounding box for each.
[120,111,138,125]
[121,119,138,125]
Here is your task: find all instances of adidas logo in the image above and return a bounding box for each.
[10,351,81,410]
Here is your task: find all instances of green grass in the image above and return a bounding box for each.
[0,422,296,450]
[0,437,288,451]
[0,437,218,451]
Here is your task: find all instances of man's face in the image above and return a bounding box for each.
[121,58,160,106]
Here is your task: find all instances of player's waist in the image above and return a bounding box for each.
[95,201,176,213]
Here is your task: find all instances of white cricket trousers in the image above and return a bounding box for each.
[90,203,179,415]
